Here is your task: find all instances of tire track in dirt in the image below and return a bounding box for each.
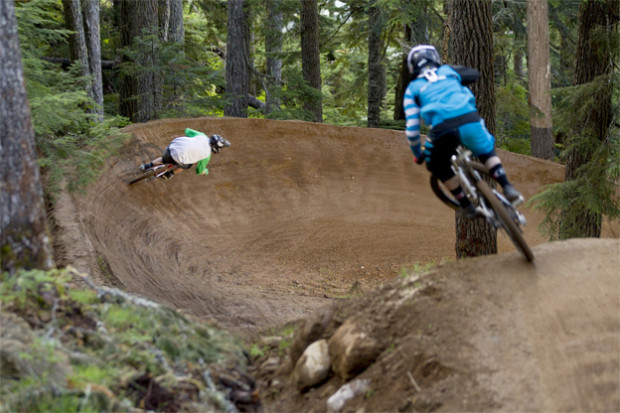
[54,117,616,337]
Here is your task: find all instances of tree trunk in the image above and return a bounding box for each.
[300,0,323,123]
[168,0,184,44]
[526,0,554,160]
[448,0,498,259]
[561,0,618,238]
[265,0,283,113]
[393,25,411,121]
[225,0,250,117]
[62,0,90,78]
[1,0,54,274]
[119,0,160,123]
[394,5,431,122]
[367,2,384,128]
[513,44,524,80]
[158,0,170,42]
[82,0,104,118]
[63,0,103,118]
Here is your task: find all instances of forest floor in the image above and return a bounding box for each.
[52,117,620,412]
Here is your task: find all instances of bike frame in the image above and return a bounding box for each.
[430,145,533,261]
[129,163,176,185]
[451,147,526,227]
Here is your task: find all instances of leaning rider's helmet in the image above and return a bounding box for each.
[407,44,441,79]
[210,134,231,153]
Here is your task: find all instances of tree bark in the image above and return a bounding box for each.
[158,0,171,42]
[119,0,160,123]
[82,0,104,118]
[394,7,430,122]
[367,1,384,128]
[62,0,90,79]
[1,0,54,274]
[168,0,184,44]
[527,0,554,160]
[265,0,283,113]
[561,0,618,238]
[300,0,323,123]
[448,0,498,259]
[63,0,103,118]
[225,0,250,117]
[393,25,411,121]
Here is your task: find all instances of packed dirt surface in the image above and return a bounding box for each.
[53,117,620,411]
[257,238,619,413]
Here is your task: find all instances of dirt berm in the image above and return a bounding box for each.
[53,117,619,411]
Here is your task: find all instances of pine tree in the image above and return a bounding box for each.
[1,0,54,274]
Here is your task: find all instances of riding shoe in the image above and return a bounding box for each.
[503,184,524,205]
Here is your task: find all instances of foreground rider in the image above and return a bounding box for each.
[140,128,230,179]
[404,44,523,218]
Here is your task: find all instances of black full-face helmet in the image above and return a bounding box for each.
[210,134,231,153]
[407,44,442,79]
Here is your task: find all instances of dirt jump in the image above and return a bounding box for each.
[53,117,619,411]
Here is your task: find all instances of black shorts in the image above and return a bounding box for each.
[162,147,192,170]
[425,131,460,182]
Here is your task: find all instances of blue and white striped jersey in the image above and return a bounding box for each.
[403,65,477,158]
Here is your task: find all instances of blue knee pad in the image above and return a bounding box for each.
[458,120,495,156]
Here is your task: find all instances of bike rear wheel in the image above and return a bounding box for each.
[476,180,534,262]
[429,160,488,210]
[429,175,460,210]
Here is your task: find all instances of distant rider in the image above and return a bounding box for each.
[139,128,230,179]
[404,44,523,218]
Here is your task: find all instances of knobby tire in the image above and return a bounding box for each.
[429,160,487,210]
[430,175,460,210]
[129,168,161,185]
[476,180,534,262]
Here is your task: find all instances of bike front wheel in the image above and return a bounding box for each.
[129,165,165,185]
[476,180,534,262]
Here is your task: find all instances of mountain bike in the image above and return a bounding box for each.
[129,164,178,185]
[429,146,534,262]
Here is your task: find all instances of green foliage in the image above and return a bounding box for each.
[249,343,266,358]
[67,288,99,305]
[531,132,619,239]
[0,268,69,309]
[15,0,71,54]
[119,23,227,119]
[530,74,620,239]
[0,268,247,412]
[495,81,531,155]
[16,0,128,199]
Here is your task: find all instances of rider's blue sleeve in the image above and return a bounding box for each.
[403,82,422,159]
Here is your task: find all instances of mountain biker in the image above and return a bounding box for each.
[139,128,230,179]
[404,44,523,218]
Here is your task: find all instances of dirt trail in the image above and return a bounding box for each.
[262,238,619,413]
[53,117,619,410]
[56,117,591,332]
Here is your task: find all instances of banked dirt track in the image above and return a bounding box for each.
[54,117,620,410]
[56,117,617,330]
[55,116,565,330]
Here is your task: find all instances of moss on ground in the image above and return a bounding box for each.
[0,267,260,412]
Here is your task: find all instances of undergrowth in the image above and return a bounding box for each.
[0,267,249,412]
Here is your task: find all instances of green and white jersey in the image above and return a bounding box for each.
[169,128,212,175]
